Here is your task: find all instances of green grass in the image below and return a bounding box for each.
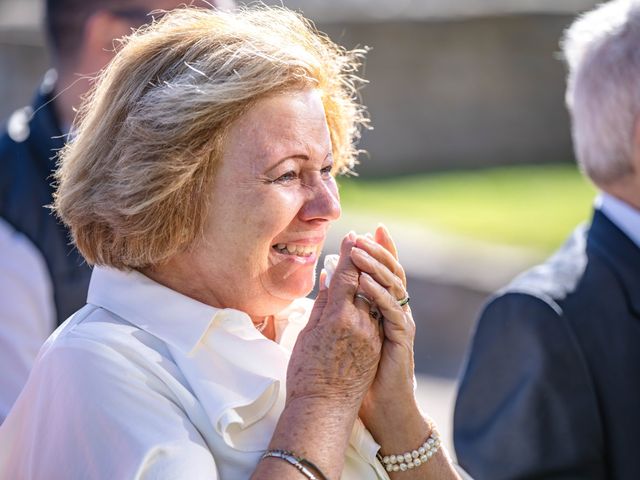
[337,164,597,252]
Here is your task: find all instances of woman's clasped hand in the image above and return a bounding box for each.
[256,225,458,480]
[263,225,462,479]
[290,225,416,422]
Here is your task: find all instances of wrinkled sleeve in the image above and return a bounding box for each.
[453,293,605,480]
[0,337,218,480]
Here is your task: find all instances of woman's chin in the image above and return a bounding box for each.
[267,255,319,296]
[263,274,316,310]
[279,280,315,303]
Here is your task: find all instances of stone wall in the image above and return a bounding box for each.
[272,0,599,22]
[318,14,576,176]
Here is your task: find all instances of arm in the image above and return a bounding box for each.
[454,293,605,480]
[0,218,55,422]
[0,334,218,480]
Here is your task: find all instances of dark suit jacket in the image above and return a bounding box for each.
[454,209,640,479]
[0,76,91,325]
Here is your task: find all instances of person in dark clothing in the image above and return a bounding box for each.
[0,0,228,422]
[454,1,640,478]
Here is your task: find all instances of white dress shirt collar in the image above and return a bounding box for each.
[596,192,640,249]
[87,266,217,353]
[86,266,309,355]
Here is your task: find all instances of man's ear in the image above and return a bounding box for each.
[632,115,640,173]
[608,115,640,210]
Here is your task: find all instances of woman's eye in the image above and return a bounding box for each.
[273,171,298,183]
[320,165,333,177]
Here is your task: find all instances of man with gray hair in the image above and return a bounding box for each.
[454,1,640,478]
[0,0,232,423]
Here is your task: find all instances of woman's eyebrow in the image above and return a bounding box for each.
[264,152,332,173]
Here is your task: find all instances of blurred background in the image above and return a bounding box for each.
[0,0,600,452]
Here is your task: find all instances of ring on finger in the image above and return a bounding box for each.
[354,293,373,308]
[355,293,382,321]
[397,294,410,307]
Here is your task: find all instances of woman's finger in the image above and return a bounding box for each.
[305,269,329,331]
[354,235,407,288]
[375,224,399,260]
[358,272,414,337]
[322,233,381,329]
[327,232,360,299]
[350,246,407,303]
[353,290,374,315]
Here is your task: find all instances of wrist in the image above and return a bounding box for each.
[378,429,441,474]
[266,396,359,478]
[361,393,424,438]
[373,418,459,479]
[283,395,360,431]
[362,397,431,455]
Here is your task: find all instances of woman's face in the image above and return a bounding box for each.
[187,89,341,316]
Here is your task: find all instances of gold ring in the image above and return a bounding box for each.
[355,293,382,320]
[397,295,410,307]
[354,293,373,307]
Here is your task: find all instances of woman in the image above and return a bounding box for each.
[0,6,465,480]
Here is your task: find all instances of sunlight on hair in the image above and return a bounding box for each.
[53,5,369,269]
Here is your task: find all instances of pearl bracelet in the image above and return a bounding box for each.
[377,432,441,473]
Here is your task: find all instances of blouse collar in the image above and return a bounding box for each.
[86,266,310,354]
[86,266,312,452]
[87,266,220,354]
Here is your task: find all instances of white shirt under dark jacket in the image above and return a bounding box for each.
[597,192,640,249]
[0,266,389,480]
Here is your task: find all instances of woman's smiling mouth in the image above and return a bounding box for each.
[272,243,316,257]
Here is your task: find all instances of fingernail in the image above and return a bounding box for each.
[347,230,357,241]
[365,232,374,240]
[319,269,328,291]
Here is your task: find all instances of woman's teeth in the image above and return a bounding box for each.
[273,243,315,257]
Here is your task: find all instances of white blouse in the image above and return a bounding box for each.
[0,266,389,479]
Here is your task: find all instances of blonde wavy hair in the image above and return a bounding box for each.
[54,5,368,269]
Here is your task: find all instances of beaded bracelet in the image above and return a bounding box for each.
[377,432,441,473]
[261,449,328,480]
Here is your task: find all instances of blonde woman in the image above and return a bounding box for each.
[0,7,466,480]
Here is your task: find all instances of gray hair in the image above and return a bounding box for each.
[562,0,640,184]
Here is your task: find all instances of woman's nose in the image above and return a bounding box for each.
[300,177,341,223]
